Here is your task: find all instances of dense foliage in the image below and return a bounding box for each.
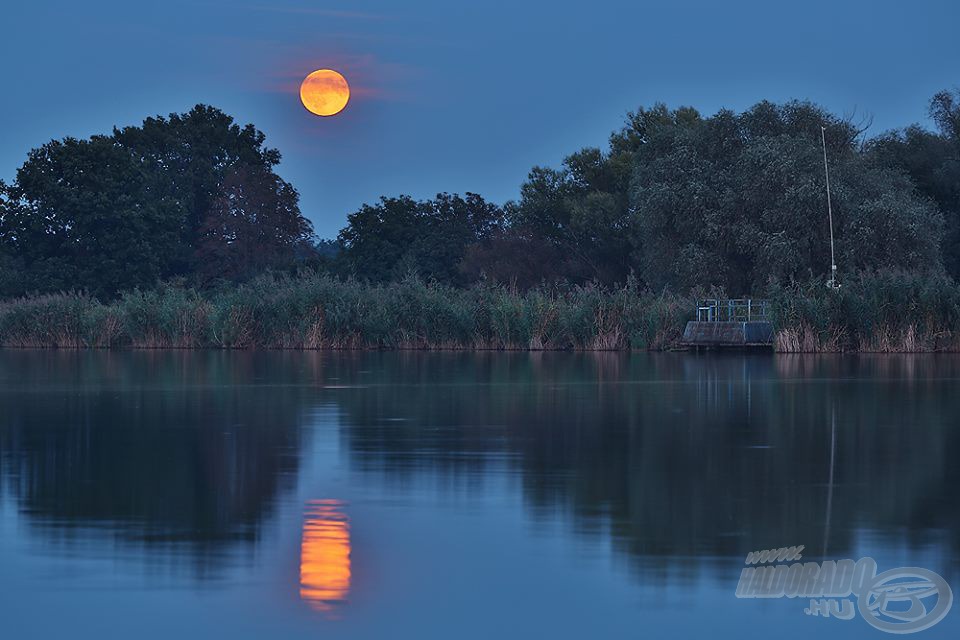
[334,90,960,293]
[0,106,313,298]
[337,192,503,285]
[0,273,689,350]
[629,103,942,292]
[3,89,960,350]
[868,90,960,280]
[2,270,960,352]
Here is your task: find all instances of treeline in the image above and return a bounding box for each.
[2,90,960,350]
[329,90,960,292]
[2,91,959,299]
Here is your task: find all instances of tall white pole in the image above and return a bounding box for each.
[821,126,838,289]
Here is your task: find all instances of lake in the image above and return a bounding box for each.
[0,350,956,638]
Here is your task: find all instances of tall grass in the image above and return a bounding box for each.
[767,270,960,352]
[4,270,958,352]
[0,273,693,350]
[0,293,118,348]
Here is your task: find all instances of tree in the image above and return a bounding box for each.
[463,104,704,289]
[629,101,943,293]
[0,181,25,297]
[338,193,503,284]
[193,164,313,285]
[868,89,960,279]
[111,105,293,276]
[2,137,183,297]
[0,105,313,296]
[460,226,578,288]
[507,148,634,286]
[930,89,960,148]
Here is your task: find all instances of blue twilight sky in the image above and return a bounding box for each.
[2,0,959,239]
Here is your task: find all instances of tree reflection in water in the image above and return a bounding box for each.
[0,350,311,577]
[332,352,960,582]
[1,350,957,590]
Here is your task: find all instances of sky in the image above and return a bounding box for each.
[2,0,959,239]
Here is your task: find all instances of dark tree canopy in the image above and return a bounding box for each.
[338,192,503,285]
[458,99,948,294]
[3,92,960,299]
[462,104,700,288]
[2,137,183,297]
[930,89,960,146]
[0,105,312,298]
[505,148,632,286]
[629,101,943,293]
[194,164,312,285]
[869,89,960,280]
[112,105,285,258]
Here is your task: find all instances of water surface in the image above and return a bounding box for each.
[0,351,956,638]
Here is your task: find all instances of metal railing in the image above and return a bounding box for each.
[695,299,769,322]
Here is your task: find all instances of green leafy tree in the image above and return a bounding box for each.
[460,226,574,288]
[930,89,960,146]
[629,101,943,293]
[111,105,293,275]
[193,164,313,285]
[2,137,183,297]
[0,181,25,296]
[466,104,704,289]
[869,89,960,278]
[338,193,503,284]
[508,148,633,286]
[1,105,313,297]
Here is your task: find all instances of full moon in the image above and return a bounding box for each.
[300,69,350,117]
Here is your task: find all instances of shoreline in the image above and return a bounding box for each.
[2,343,960,354]
[3,271,959,354]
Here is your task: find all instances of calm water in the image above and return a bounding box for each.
[0,351,956,638]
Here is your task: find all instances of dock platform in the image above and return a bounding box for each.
[680,299,774,349]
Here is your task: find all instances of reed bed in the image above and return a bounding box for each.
[3,270,958,352]
[0,273,692,351]
[768,270,960,352]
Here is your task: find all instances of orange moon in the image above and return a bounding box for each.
[300,69,350,117]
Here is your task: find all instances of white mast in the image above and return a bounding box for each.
[821,126,840,289]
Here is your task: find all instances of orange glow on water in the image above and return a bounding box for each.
[299,499,351,613]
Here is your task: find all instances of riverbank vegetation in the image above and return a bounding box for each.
[0,273,689,350]
[2,269,960,352]
[2,89,960,351]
